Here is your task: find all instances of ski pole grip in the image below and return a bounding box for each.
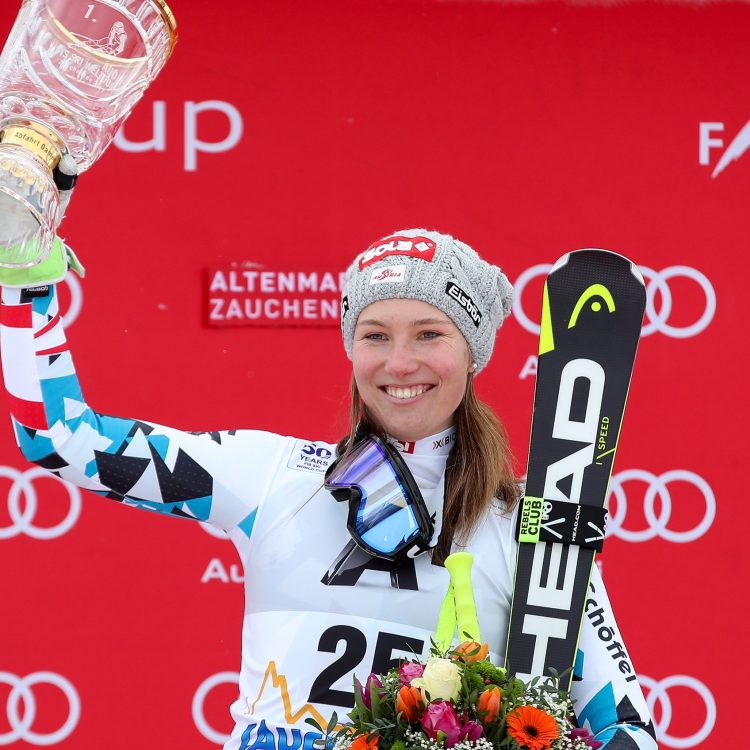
[444,552,481,643]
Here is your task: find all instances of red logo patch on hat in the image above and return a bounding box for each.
[359,236,437,270]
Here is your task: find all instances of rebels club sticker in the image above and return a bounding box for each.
[359,235,437,269]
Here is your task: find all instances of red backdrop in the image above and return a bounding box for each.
[1,1,745,747]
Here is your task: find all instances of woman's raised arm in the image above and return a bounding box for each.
[0,279,287,537]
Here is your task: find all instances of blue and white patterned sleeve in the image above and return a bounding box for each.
[0,284,285,537]
[571,564,659,749]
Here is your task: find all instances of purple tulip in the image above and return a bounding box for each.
[569,727,604,749]
[461,720,484,742]
[356,674,384,710]
[420,701,464,748]
[399,661,426,687]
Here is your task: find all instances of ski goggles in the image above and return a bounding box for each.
[324,435,435,561]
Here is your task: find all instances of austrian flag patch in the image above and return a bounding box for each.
[359,235,437,269]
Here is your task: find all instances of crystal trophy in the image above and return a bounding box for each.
[0,0,177,267]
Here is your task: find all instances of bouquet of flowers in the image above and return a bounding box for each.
[310,642,602,750]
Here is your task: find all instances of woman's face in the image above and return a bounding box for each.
[352,298,473,442]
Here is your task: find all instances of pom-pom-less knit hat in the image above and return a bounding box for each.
[340,229,513,373]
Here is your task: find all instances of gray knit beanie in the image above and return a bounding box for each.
[341,229,513,373]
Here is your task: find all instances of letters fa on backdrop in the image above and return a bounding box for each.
[699,119,750,178]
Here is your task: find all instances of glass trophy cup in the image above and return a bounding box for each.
[0,0,177,267]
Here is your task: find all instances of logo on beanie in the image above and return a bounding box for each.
[359,236,437,269]
[370,265,406,285]
[446,282,482,328]
[341,295,349,323]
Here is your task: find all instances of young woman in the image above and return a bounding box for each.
[0,228,657,750]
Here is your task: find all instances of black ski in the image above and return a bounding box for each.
[504,249,646,691]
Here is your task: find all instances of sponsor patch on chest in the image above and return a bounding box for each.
[287,440,335,473]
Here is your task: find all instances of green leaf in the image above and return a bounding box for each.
[327,711,339,735]
[370,682,383,721]
[305,718,325,733]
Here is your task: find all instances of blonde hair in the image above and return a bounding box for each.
[336,375,520,565]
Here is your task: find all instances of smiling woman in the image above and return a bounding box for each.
[335,229,518,565]
[0,226,657,750]
[353,299,473,441]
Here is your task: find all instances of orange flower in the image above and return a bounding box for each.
[506,706,559,750]
[396,685,424,722]
[476,686,502,726]
[453,641,490,664]
[349,734,379,750]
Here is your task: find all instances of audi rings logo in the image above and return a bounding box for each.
[0,467,82,540]
[192,672,238,745]
[513,264,715,339]
[0,671,80,746]
[60,274,83,329]
[607,469,715,543]
[640,675,716,748]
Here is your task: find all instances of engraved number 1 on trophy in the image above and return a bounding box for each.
[84,5,95,19]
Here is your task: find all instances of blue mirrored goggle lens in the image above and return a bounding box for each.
[326,440,421,554]
[358,504,420,553]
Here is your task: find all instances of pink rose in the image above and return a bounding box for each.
[461,720,484,742]
[399,661,426,687]
[356,674,384,710]
[420,701,464,748]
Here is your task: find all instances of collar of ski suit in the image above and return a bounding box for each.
[385,425,457,458]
